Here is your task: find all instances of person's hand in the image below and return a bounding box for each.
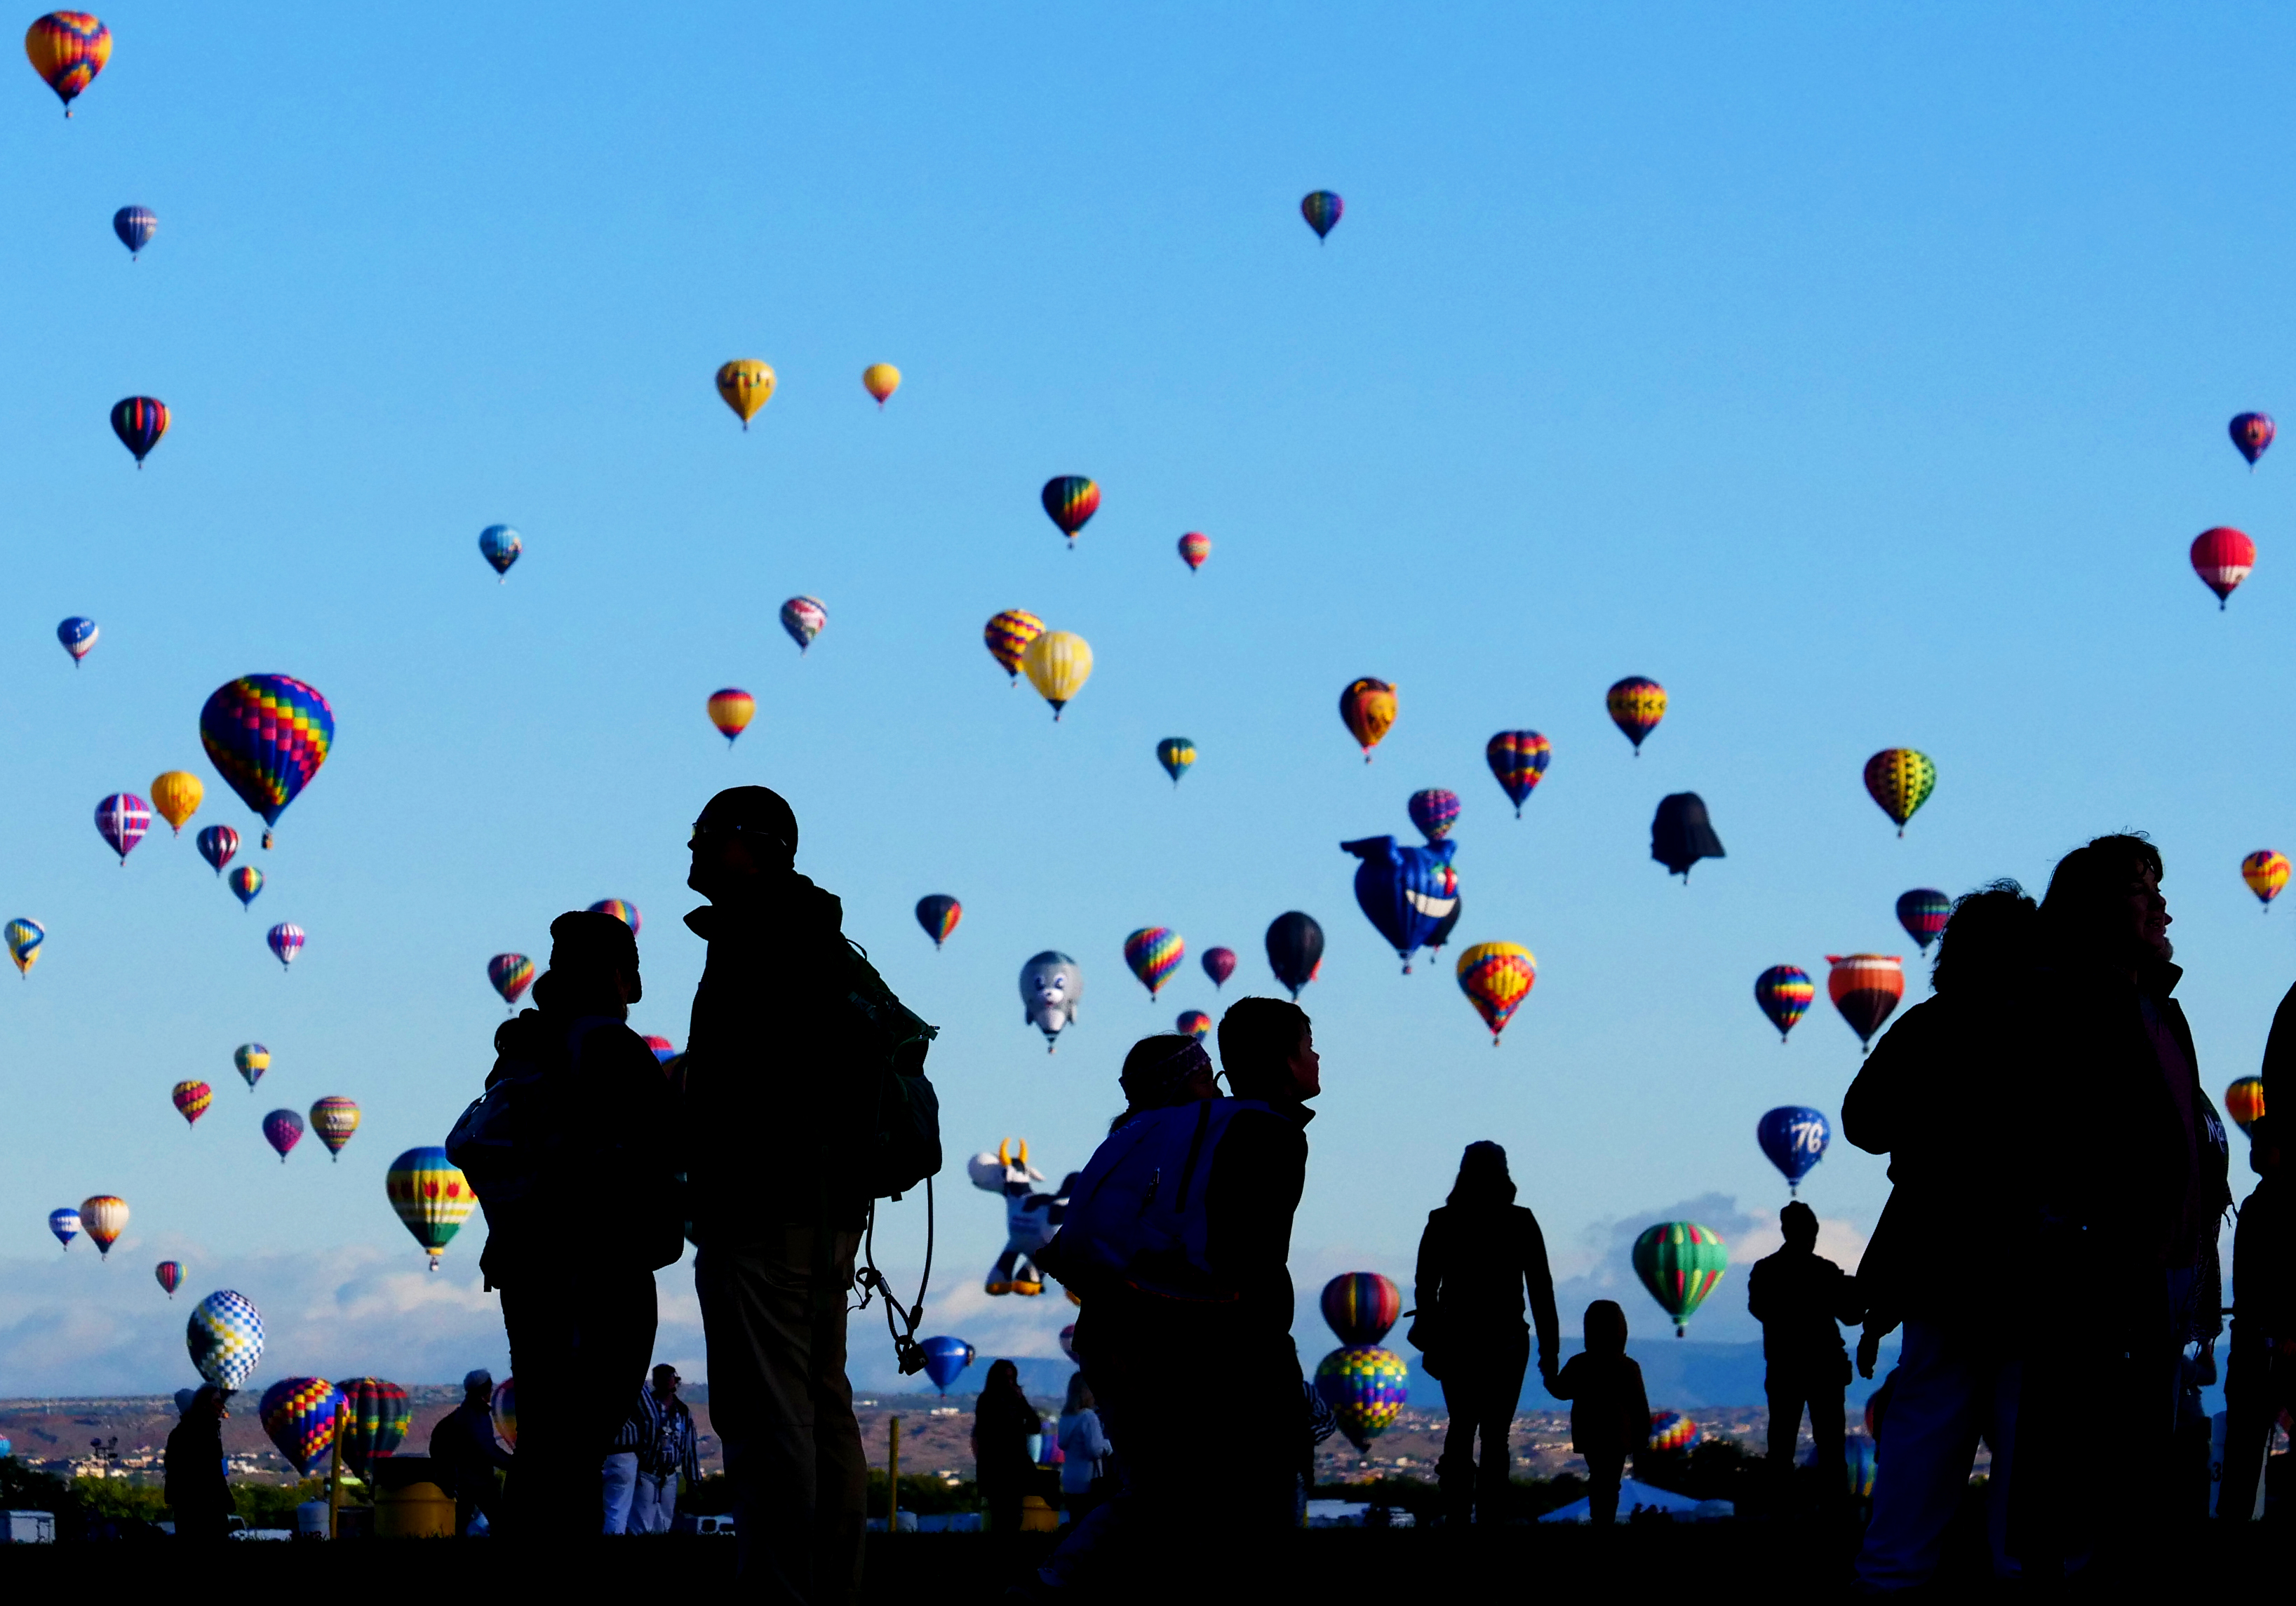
[1855,1328,1881,1380]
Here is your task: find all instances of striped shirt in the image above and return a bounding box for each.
[611,1387,701,1481]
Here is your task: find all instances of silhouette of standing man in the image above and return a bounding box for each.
[1747,1201,1863,1497]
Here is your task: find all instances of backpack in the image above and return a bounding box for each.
[445,1016,572,1208]
[838,938,942,1201]
[1053,1098,1268,1301]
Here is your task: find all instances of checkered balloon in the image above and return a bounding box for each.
[258,1377,344,1474]
[187,1289,264,1391]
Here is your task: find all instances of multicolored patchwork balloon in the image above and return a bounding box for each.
[1407,789,1459,842]
[48,1207,79,1248]
[1632,1221,1728,1337]
[1895,889,1951,952]
[2243,851,2290,910]
[310,1096,360,1159]
[1862,749,1935,836]
[110,396,168,465]
[79,1194,126,1257]
[915,895,961,949]
[1485,731,1551,816]
[1122,928,1186,998]
[2225,1077,2266,1135]
[983,609,1045,684]
[1754,964,1814,1042]
[172,1080,211,1128]
[386,1147,475,1269]
[780,596,826,654]
[229,866,264,907]
[2192,526,2256,610]
[1202,947,1237,990]
[262,1108,304,1161]
[1314,1346,1407,1452]
[487,953,535,1008]
[478,525,521,579]
[337,1379,410,1476]
[1827,954,1905,1047]
[706,687,755,746]
[94,792,149,864]
[5,919,44,978]
[258,1377,345,1475]
[1176,1008,1211,1041]
[187,1289,264,1391]
[56,616,95,664]
[25,12,109,114]
[1649,1411,1696,1452]
[1040,475,1100,546]
[199,675,335,837]
[1155,738,1195,786]
[267,922,304,969]
[1757,1106,1830,1196]
[1338,678,1397,762]
[1300,190,1344,240]
[2231,412,2276,468]
[716,359,774,428]
[1606,677,1666,753]
[197,824,239,875]
[154,1260,181,1298]
[1456,942,1535,1044]
[1320,1271,1402,1347]
[1177,532,1210,572]
[234,1044,269,1091]
[588,898,640,933]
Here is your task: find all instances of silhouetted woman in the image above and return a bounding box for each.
[1410,1141,1559,1527]
[972,1358,1042,1534]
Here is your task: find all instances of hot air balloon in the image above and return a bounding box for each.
[1456,942,1535,1044]
[1155,738,1195,786]
[93,792,148,865]
[491,1378,516,1453]
[1122,928,1186,998]
[1176,1009,1211,1041]
[385,1147,476,1269]
[780,596,826,654]
[1606,677,1666,754]
[1649,1411,1697,1452]
[2231,412,2275,468]
[1202,947,1237,989]
[311,1096,360,1159]
[154,1260,181,1297]
[643,1035,676,1064]
[2243,851,2289,911]
[983,609,1045,684]
[2225,1077,2266,1135]
[235,1044,269,1091]
[337,1379,411,1476]
[229,866,263,907]
[79,1194,126,1258]
[196,824,239,875]
[199,675,334,844]
[1407,789,1460,842]
[704,688,756,748]
[111,203,155,258]
[150,771,201,835]
[263,1108,304,1161]
[25,12,108,114]
[1342,835,1458,971]
[589,898,640,933]
[1632,1222,1727,1337]
[1651,794,1724,880]
[1863,750,1935,836]
[56,616,95,664]
[863,363,901,407]
[487,952,535,1009]
[1041,476,1100,547]
[1315,1347,1408,1453]
[110,396,167,465]
[1828,954,1905,1048]
[1266,913,1324,1000]
[716,360,774,429]
[1485,731,1550,816]
[1178,532,1210,572]
[172,1079,210,1128]
[1300,190,1344,240]
[920,1336,975,1394]
[2192,527,2256,610]
[1021,952,1084,1050]
[1022,630,1092,720]
[478,525,521,580]
[267,922,304,969]
[48,1207,79,1249]
[258,1377,346,1475]
[1321,1272,1402,1347]
[1338,679,1397,761]
[187,1290,265,1391]
[1757,1107,1830,1196]
[1896,889,1951,952]
[915,895,961,949]
[1754,965,1814,1042]
[5,919,43,977]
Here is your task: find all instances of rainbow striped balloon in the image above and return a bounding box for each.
[588,898,640,934]
[1040,476,1100,546]
[1176,1009,1211,1041]
[1122,927,1186,998]
[915,895,961,949]
[1320,1271,1402,1347]
[1754,964,1815,1042]
[487,952,535,1009]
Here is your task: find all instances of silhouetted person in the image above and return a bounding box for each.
[680,785,882,1605]
[163,1386,231,1541]
[2221,1117,2290,1520]
[1846,881,2039,1588]
[1411,1140,1559,1528]
[430,1368,511,1535]
[2017,835,2229,1571]
[1548,1300,1649,1527]
[973,1359,1044,1534]
[464,911,681,1546]
[1747,1201,1862,1501]
[1055,1373,1112,1525]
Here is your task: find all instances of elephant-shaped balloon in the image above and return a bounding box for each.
[967,1139,1078,1295]
[1021,951,1084,1052]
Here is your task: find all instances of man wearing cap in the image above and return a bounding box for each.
[431,1369,510,1536]
[481,910,683,1545]
[680,787,873,1602]
[163,1386,232,1541]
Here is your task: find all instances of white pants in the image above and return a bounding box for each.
[1854,1320,2020,1590]
[631,1470,678,1534]
[602,1451,640,1534]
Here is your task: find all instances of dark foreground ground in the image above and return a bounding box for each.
[0,1523,2283,1600]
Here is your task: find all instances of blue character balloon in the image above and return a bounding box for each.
[919,1335,976,1394]
[1340,835,1459,973]
[1757,1105,1830,1196]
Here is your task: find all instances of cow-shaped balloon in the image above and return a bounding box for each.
[1020,951,1084,1051]
[967,1138,1078,1296]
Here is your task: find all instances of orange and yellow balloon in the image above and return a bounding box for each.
[1022,631,1093,721]
[25,12,108,116]
[1456,942,1536,1044]
[151,771,203,835]
[984,609,1045,684]
[2226,1077,2266,1135]
[2243,851,2289,911]
[716,360,774,429]
[1339,678,1397,762]
[707,689,756,748]
[863,364,901,407]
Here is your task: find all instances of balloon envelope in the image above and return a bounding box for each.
[199,675,335,830]
[588,898,640,933]
[263,1108,304,1160]
[1321,1272,1402,1347]
[337,1378,411,1476]
[920,1336,975,1393]
[1122,928,1186,997]
[862,363,901,405]
[1827,954,1905,1046]
[1863,750,1936,835]
[1202,947,1237,989]
[716,360,774,426]
[95,792,150,864]
[48,1208,78,1248]
[267,922,304,968]
[915,895,961,948]
[487,953,535,1007]
[1632,1222,1728,1337]
[706,688,755,746]
[1407,789,1460,842]
[1314,1346,1407,1452]
[235,1043,269,1090]
[1754,965,1814,1041]
[781,596,826,653]
[1649,1411,1696,1452]
[1155,738,1195,785]
[1895,889,1951,952]
[109,395,167,463]
[385,1147,476,1267]
[258,1377,346,1475]
[1757,1107,1830,1194]
[1338,679,1397,760]
[311,1096,360,1159]
[1178,532,1210,571]
[151,771,202,834]
[1486,731,1551,816]
[172,1080,211,1127]
[196,825,239,875]
[478,525,521,577]
[1020,952,1083,1048]
[1300,190,1344,239]
[491,1379,516,1453]
[154,1260,182,1297]
[2226,1077,2266,1135]
[2243,852,2290,910]
[1176,1009,1211,1041]
[983,609,1045,683]
[1040,476,1100,544]
[1456,942,1536,1043]
[1022,631,1092,718]
[2231,412,2276,466]
[186,1290,264,1391]
[25,12,109,112]
[1265,913,1324,1000]
[56,616,95,663]
[79,1194,126,1256]
[1606,677,1666,752]
[1651,793,1724,879]
[1342,835,1458,969]
[229,867,264,907]
[5,918,44,976]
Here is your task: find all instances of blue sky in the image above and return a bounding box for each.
[1,3,2290,1398]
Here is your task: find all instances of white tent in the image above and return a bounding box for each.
[1538,1478,1733,1523]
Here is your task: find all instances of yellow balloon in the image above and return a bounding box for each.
[863,363,901,406]
[1022,631,1093,721]
[716,360,775,429]
[150,771,203,835]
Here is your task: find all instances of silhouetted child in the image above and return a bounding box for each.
[2223,1116,2290,1519]
[1548,1300,1650,1526]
